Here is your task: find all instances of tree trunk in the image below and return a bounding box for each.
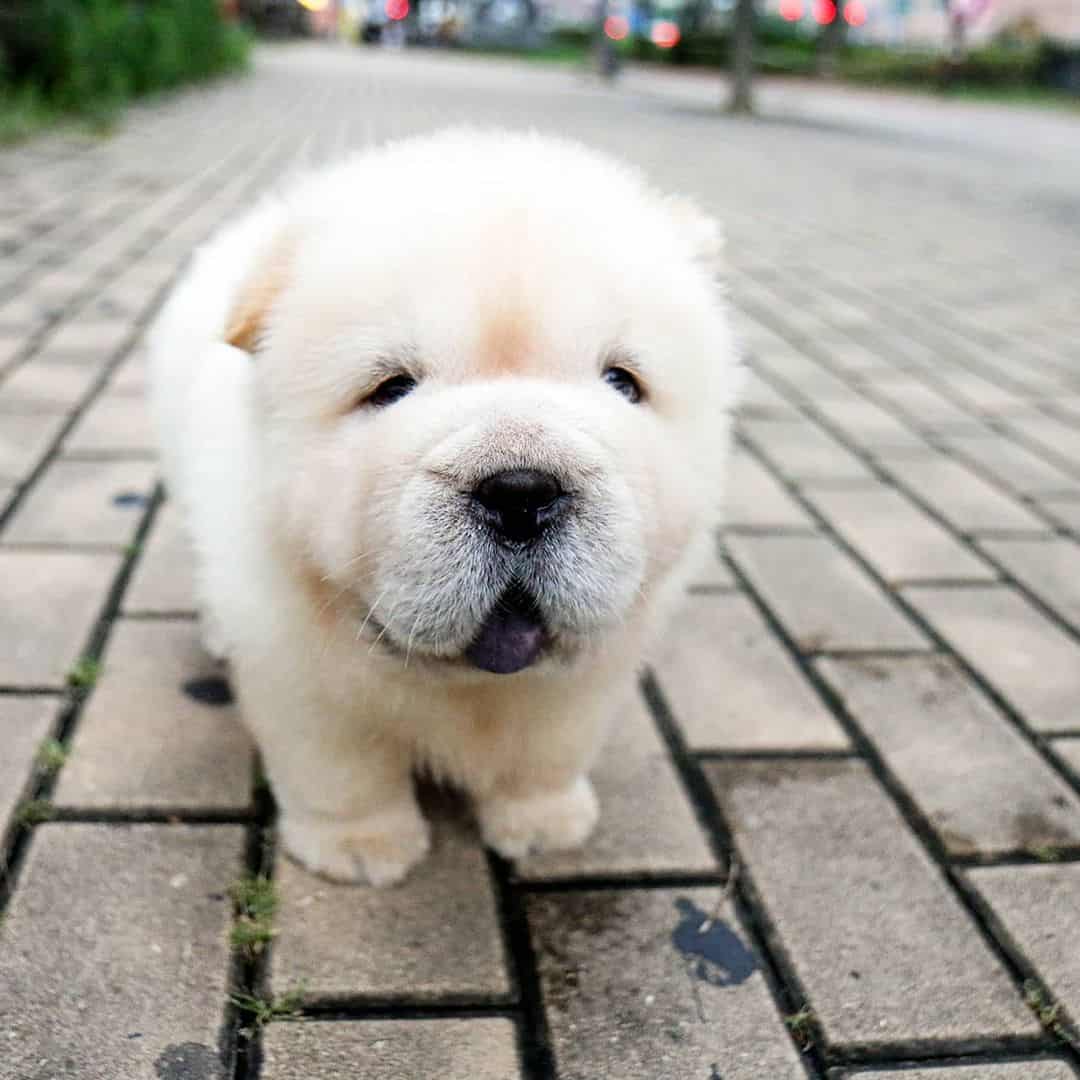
[729,0,755,112]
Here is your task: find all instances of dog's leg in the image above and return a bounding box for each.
[238,664,429,886]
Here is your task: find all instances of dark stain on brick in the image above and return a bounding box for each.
[1012,808,1074,851]
[182,676,234,707]
[672,898,757,987]
[112,491,149,508]
[153,1042,217,1079]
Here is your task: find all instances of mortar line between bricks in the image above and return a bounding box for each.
[286,1000,520,1020]
[640,672,828,1079]
[486,851,556,1080]
[952,849,1080,869]
[735,417,1080,809]
[715,479,1080,1068]
[826,1035,1065,1068]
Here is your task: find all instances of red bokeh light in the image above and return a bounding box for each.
[604,14,630,40]
[813,0,836,23]
[843,0,866,25]
[650,19,681,48]
[779,0,803,20]
[385,0,409,20]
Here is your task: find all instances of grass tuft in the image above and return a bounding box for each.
[229,984,305,1028]
[229,875,278,958]
[67,657,102,690]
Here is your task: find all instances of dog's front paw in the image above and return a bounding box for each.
[280,806,431,887]
[478,777,599,860]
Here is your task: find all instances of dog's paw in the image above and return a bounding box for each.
[279,806,431,887]
[478,777,599,860]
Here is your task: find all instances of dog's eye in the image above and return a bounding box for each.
[365,374,417,408]
[603,366,643,404]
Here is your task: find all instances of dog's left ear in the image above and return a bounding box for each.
[663,196,724,265]
[225,231,295,354]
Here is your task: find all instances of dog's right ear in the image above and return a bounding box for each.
[225,231,295,354]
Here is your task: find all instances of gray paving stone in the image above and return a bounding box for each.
[812,394,931,453]
[904,586,1079,733]
[967,864,1080,1031]
[43,317,132,358]
[735,373,800,420]
[62,393,154,456]
[272,818,510,1002]
[1053,739,1080,774]
[876,451,1050,533]
[817,656,1080,856]
[727,532,928,652]
[516,693,715,879]
[742,415,873,481]
[4,458,155,547]
[980,537,1080,635]
[705,759,1039,1046]
[0,696,58,841]
[122,501,197,614]
[528,888,804,1080]
[0,823,243,1080]
[0,410,65,481]
[940,432,1079,497]
[751,349,859,401]
[1039,496,1080,532]
[53,619,252,812]
[654,591,848,750]
[835,1063,1075,1079]
[0,358,100,413]
[0,550,119,687]
[805,484,995,584]
[867,376,982,428]
[262,1019,522,1080]
[722,449,815,529]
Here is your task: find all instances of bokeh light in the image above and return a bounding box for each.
[843,0,867,25]
[604,15,630,41]
[813,0,837,24]
[779,0,804,21]
[385,0,410,20]
[650,20,681,49]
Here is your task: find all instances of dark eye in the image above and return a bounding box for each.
[603,366,643,404]
[365,374,417,408]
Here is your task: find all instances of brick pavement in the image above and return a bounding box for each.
[0,45,1078,1080]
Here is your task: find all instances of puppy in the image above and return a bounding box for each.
[147,129,740,885]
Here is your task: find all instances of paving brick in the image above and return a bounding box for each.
[272,818,510,1002]
[122,502,197,614]
[53,619,251,812]
[62,394,154,456]
[876,452,1050,533]
[0,410,65,481]
[967,864,1080,1030]
[742,415,873,481]
[940,432,1078,497]
[980,537,1080,635]
[727,533,928,652]
[0,550,119,687]
[0,823,243,1080]
[817,656,1080,856]
[805,484,995,583]
[722,449,815,529]
[705,760,1038,1046]
[1053,739,1080,774]
[516,693,715,879]
[870,376,981,428]
[43,318,132,358]
[904,586,1079,733]
[528,888,804,1080]
[735,374,800,420]
[835,1063,1075,1080]
[0,358,100,413]
[4,458,155,547]
[262,1019,522,1080]
[654,591,848,750]
[0,697,58,841]
[1040,496,1080,532]
[752,349,859,401]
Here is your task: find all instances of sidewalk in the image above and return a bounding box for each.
[0,44,1078,1080]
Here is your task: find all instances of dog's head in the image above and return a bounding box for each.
[227,131,738,676]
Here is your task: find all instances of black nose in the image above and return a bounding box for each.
[472,469,565,544]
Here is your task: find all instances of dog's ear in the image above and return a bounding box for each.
[225,231,295,354]
[663,196,724,265]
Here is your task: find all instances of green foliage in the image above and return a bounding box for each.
[0,0,250,133]
[229,875,279,958]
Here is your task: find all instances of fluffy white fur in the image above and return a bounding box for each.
[147,129,741,885]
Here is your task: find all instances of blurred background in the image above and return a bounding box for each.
[0,0,1077,140]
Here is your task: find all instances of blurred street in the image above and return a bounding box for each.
[1,43,1080,1080]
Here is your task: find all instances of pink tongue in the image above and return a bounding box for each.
[466,605,546,675]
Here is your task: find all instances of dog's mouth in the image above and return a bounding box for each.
[465,582,547,675]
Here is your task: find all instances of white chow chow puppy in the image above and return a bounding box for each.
[147,129,740,886]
